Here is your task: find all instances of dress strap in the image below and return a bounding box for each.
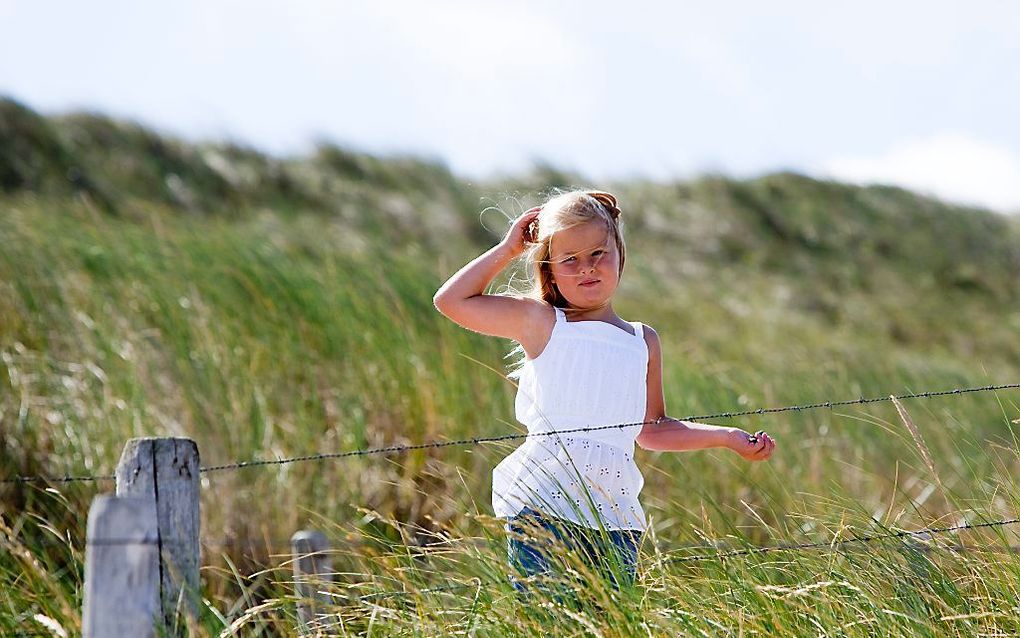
[553,306,565,323]
[630,321,644,341]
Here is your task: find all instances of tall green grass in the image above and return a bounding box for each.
[1,113,1019,633]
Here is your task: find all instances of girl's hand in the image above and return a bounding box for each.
[499,207,542,258]
[731,429,776,462]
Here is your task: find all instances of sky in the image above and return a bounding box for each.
[2,0,1019,213]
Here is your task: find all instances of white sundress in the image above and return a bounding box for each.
[492,306,649,532]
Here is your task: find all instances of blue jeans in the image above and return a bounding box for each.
[504,506,642,598]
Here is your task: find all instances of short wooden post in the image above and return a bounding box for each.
[82,495,161,637]
[291,529,332,633]
[116,437,201,628]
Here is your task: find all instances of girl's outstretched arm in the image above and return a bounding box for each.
[635,325,776,461]
[433,208,548,345]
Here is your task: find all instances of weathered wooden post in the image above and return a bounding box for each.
[291,529,332,633]
[116,437,201,629]
[82,495,161,637]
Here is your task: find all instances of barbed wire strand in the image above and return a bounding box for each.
[12,524,1020,555]
[197,382,1020,473]
[346,515,1020,604]
[3,382,1017,485]
[8,509,1018,555]
[0,472,115,484]
[665,516,1020,563]
[5,516,1017,609]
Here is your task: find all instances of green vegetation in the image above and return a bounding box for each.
[1,96,1019,635]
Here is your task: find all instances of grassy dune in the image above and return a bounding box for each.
[2,98,1020,635]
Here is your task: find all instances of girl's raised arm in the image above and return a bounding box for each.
[433,208,547,343]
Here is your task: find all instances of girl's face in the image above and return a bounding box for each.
[548,220,621,309]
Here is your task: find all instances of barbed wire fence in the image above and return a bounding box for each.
[3,382,1019,555]
[336,514,1020,607]
[2,381,1019,629]
[4,382,1018,485]
[15,511,1018,605]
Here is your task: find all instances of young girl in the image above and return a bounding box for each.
[433,189,776,594]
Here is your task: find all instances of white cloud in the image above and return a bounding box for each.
[359,2,582,81]
[2,1,1019,191]
[817,133,1020,213]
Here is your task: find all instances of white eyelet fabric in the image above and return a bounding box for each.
[493,306,648,531]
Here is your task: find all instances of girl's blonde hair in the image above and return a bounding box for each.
[504,189,627,378]
[524,189,626,306]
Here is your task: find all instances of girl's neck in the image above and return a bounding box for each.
[563,301,618,323]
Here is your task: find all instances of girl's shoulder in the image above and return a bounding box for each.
[511,299,558,360]
[639,322,661,363]
[505,296,559,323]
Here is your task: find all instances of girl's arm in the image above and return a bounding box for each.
[635,325,776,461]
[433,208,547,343]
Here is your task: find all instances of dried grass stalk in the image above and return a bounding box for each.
[890,395,950,509]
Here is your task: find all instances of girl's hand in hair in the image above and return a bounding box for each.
[499,206,542,258]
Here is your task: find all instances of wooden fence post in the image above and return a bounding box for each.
[82,495,161,637]
[291,529,332,633]
[115,437,201,629]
